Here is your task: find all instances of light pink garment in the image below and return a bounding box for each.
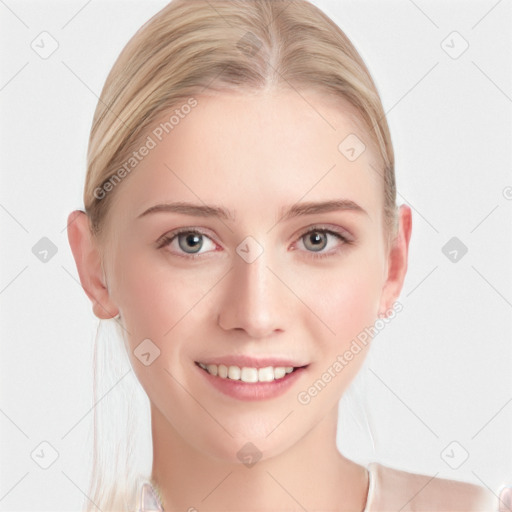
[136,462,501,511]
[364,462,500,511]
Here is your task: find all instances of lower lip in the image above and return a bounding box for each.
[196,363,307,401]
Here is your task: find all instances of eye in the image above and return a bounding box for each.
[296,227,350,257]
[157,229,217,256]
[157,226,352,260]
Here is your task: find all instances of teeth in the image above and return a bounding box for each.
[198,362,298,382]
[228,365,241,380]
[207,364,218,376]
[274,367,286,379]
[218,364,228,378]
[258,366,274,382]
[241,367,258,383]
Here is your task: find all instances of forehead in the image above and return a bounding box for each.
[110,89,383,224]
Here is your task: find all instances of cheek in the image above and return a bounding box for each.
[290,250,384,348]
[110,250,216,396]
[321,268,382,341]
[113,242,217,322]
[291,256,384,412]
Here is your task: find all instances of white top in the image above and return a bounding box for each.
[136,462,500,511]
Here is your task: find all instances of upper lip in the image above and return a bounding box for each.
[195,355,309,369]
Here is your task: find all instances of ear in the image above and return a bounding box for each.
[378,204,412,316]
[67,210,119,319]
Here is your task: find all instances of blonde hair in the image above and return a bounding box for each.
[82,1,395,510]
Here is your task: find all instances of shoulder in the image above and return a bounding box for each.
[365,462,499,512]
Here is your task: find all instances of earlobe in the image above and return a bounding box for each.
[378,205,412,316]
[67,210,119,320]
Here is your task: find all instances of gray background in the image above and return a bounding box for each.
[0,0,511,509]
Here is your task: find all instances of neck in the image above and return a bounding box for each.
[150,405,369,512]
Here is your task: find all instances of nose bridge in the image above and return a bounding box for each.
[218,241,283,337]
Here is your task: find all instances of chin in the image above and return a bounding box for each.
[198,424,302,467]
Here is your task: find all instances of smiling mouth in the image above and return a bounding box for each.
[195,362,306,383]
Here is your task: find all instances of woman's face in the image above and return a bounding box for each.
[99,89,407,462]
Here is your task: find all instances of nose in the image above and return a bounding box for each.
[217,248,286,339]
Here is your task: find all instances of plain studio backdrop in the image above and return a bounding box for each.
[1,0,511,510]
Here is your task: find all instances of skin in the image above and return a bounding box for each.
[68,89,412,511]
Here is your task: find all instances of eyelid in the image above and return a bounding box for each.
[294,223,354,243]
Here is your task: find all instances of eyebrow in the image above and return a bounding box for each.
[136,199,367,222]
[137,201,235,221]
[279,199,367,221]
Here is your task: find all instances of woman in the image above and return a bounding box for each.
[67,0,502,510]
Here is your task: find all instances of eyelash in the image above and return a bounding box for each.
[156,225,352,261]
